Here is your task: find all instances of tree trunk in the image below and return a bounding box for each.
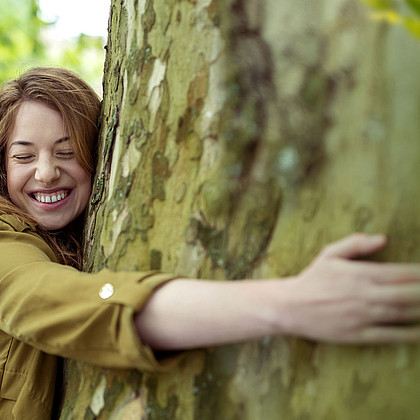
[60,0,420,418]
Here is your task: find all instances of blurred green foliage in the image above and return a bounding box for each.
[0,0,45,80]
[0,0,105,93]
[361,0,420,38]
[45,33,106,94]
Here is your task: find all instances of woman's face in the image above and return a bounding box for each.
[6,101,91,230]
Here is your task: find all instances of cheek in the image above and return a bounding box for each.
[5,164,25,199]
[75,170,92,206]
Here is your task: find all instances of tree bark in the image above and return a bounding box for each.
[60,0,420,418]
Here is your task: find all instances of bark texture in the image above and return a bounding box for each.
[60,0,420,418]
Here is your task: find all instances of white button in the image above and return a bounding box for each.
[99,283,114,299]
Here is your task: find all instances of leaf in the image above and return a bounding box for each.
[360,0,395,10]
[369,9,402,23]
[403,16,420,37]
[405,0,420,16]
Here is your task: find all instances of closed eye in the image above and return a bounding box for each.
[56,151,74,158]
[12,155,34,161]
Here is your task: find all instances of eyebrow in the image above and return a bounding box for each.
[9,136,70,148]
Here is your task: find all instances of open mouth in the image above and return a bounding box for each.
[31,189,71,204]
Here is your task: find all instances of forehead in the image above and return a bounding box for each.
[14,101,63,126]
[9,101,67,146]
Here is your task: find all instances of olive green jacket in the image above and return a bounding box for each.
[0,215,177,419]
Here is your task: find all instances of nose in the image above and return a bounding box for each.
[34,157,60,184]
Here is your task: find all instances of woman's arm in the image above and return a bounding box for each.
[135,233,420,349]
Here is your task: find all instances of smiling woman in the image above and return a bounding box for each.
[0,66,100,267]
[6,102,91,230]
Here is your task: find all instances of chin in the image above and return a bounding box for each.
[39,221,68,231]
[36,215,74,231]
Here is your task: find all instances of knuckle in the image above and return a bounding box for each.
[342,301,370,326]
[348,232,368,248]
[349,232,366,241]
[388,305,406,322]
[390,293,409,306]
[372,301,407,323]
[319,242,334,257]
[359,328,380,343]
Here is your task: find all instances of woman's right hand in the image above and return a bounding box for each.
[282,233,420,344]
[136,233,420,350]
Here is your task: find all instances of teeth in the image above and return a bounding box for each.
[33,190,69,204]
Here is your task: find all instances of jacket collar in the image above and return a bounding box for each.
[0,214,38,232]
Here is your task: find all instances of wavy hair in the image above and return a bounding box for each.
[0,67,101,267]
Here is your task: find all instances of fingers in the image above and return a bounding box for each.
[368,300,420,324]
[320,233,387,259]
[370,284,420,306]
[297,233,420,345]
[353,267,420,323]
[370,263,420,285]
[359,324,420,344]
[351,261,420,285]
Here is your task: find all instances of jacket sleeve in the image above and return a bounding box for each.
[0,218,181,372]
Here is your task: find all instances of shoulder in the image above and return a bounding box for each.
[0,214,38,232]
[0,214,57,262]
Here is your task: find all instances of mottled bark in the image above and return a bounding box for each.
[60,0,420,418]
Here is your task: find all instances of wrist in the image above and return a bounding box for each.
[252,276,301,339]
